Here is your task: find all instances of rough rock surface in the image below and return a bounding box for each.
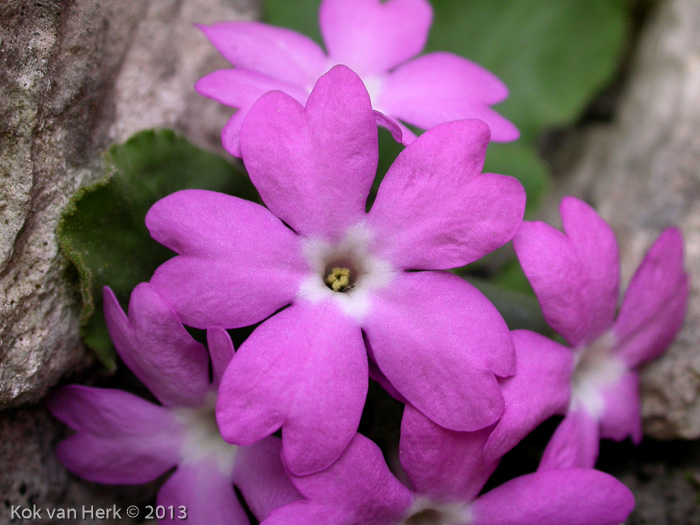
[0,0,256,409]
[547,0,700,440]
[0,0,255,520]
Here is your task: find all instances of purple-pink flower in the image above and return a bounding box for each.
[48,283,300,524]
[196,0,518,156]
[485,196,688,467]
[264,405,635,525]
[146,66,525,475]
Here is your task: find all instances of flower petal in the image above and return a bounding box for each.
[263,502,349,525]
[198,22,327,88]
[598,371,643,444]
[485,330,574,462]
[363,271,514,431]
[240,66,378,242]
[232,438,302,521]
[104,284,210,407]
[539,407,600,471]
[471,469,635,525]
[157,461,248,525]
[378,52,518,141]
[47,386,182,484]
[207,327,235,391]
[147,189,306,329]
[217,302,367,475]
[196,69,311,157]
[274,434,412,523]
[319,0,432,75]
[513,197,619,347]
[195,69,309,110]
[400,404,497,502]
[368,119,525,270]
[614,227,689,367]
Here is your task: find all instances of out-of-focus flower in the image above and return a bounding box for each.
[196,0,518,156]
[489,196,689,468]
[47,284,300,524]
[264,407,635,525]
[147,66,525,475]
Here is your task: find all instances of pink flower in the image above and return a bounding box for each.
[486,196,688,467]
[196,0,518,156]
[47,284,300,524]
[264,407,634,525]
[147,66,525,475]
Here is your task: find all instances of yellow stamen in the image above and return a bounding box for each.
[325,267,352,292]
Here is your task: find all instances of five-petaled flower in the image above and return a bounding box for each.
[264,405,635,525]
[146,66,525,476]
[48,284,300,524]
[483,196,688,467]
[196,0,518,156]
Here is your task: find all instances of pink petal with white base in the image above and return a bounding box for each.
[319,0,432,75]
[598,371,643,444]
[104,284,210,408]
[47,386,182,484]
[363,271,514,432]
[157,460,248,525]
[539,407,600,471]
[400,404,497,501]
[471,469,635,525]
[369,119,525,270]
[485,330,574,462]
[514,197,619,347]
[147,190,306,329]
[614,227,689,367]
[198,22,327,87]
[241,66,378,242]
[217,302,367,475]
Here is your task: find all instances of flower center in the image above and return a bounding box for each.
[298,223,396,321]
[325,265,355,292]
[174,392,238,473]
[570,332,626,417]
[401,499,471,525]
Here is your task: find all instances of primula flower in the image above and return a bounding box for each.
[48,283,300,524]
[485,196,688,468]
[196,0,518,156]
[146,66,525,475]
[264,405,635,525]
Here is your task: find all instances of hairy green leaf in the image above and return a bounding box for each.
[58,129,259,367]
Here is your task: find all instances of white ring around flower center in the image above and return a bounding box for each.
[297,222,397,322]
[570,332,626,418]
[174,391,238,474]
[402,497,472,525]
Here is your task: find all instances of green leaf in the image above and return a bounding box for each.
[58,129,259,367]
[428,0,628,143]
[263,0,323,44]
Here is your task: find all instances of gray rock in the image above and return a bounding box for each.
[546,0,700,440]
[600,439,700,525]
[0,0,255,518]
[0,0,257,409]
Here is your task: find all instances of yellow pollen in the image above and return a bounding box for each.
[325,267,352,292]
